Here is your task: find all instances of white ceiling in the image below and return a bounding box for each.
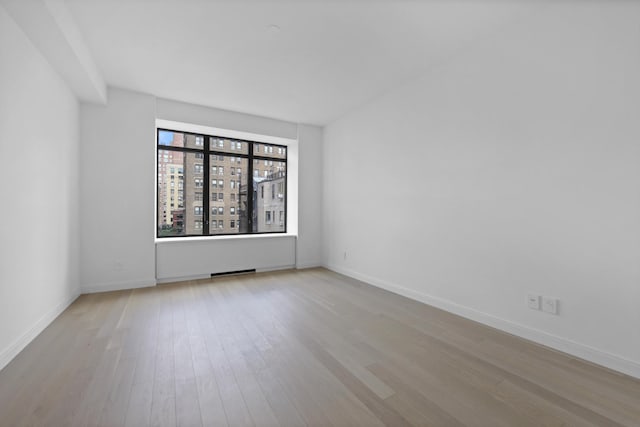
[60,1,541,126]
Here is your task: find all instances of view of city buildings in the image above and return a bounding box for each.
[157,130,286,237]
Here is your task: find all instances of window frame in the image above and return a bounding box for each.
[156,128,288,238]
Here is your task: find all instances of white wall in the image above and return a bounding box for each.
[297,124,323,268]
[0,6,80,370]
[80,88,157,293]
[80,90,323,290]
[323,2,640,377]
[156,235,296,281]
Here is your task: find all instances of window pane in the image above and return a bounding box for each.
[253,160,285,232]
[209,155,248,234]
[209,137,249,155]
[157,150,203,236]
[255,144,286,160]
[158,130,204,150]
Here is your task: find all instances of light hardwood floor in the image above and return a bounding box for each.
[1,268,639,426]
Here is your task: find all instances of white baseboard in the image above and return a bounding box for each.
[156,274,210,284]
[325,263,640,380]
[81,278,156,294]
[156,265,296,285]
[296,260,322,269]
[256,264,295,273]
[0,290,80,372]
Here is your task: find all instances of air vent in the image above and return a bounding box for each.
[210,269,256,278]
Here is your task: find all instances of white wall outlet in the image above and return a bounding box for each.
[527,293,541,310]
[343,250,347,260]
[542,297,558,315]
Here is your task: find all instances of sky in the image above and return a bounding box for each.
[158,130,174,145]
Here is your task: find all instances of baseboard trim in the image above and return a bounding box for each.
[325,263,640,380]
[0,290,80,372]
[81,278,156,294]
[156,265,296,285]
[296,261,322,269]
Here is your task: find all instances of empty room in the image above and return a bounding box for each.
[1,0,639,426]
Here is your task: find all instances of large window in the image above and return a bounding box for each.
[157,129,287,237]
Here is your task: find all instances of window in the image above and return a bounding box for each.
[157,128,287,237]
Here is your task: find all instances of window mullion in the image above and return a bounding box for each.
[203,137,210,235]
[247,143,254,233]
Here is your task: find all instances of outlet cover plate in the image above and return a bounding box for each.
[542,297,558,315]
[527,293,541,310]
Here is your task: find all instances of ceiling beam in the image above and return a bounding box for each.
[1,0,107,104]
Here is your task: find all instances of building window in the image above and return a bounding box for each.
[157,128,287,237]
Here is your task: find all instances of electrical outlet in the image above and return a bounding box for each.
[527,293,541,310]
[343,251,347,260]
[542,297,558,315]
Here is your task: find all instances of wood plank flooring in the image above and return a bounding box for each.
[0,268,639,426]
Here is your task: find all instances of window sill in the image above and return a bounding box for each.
[155,233,297,244]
